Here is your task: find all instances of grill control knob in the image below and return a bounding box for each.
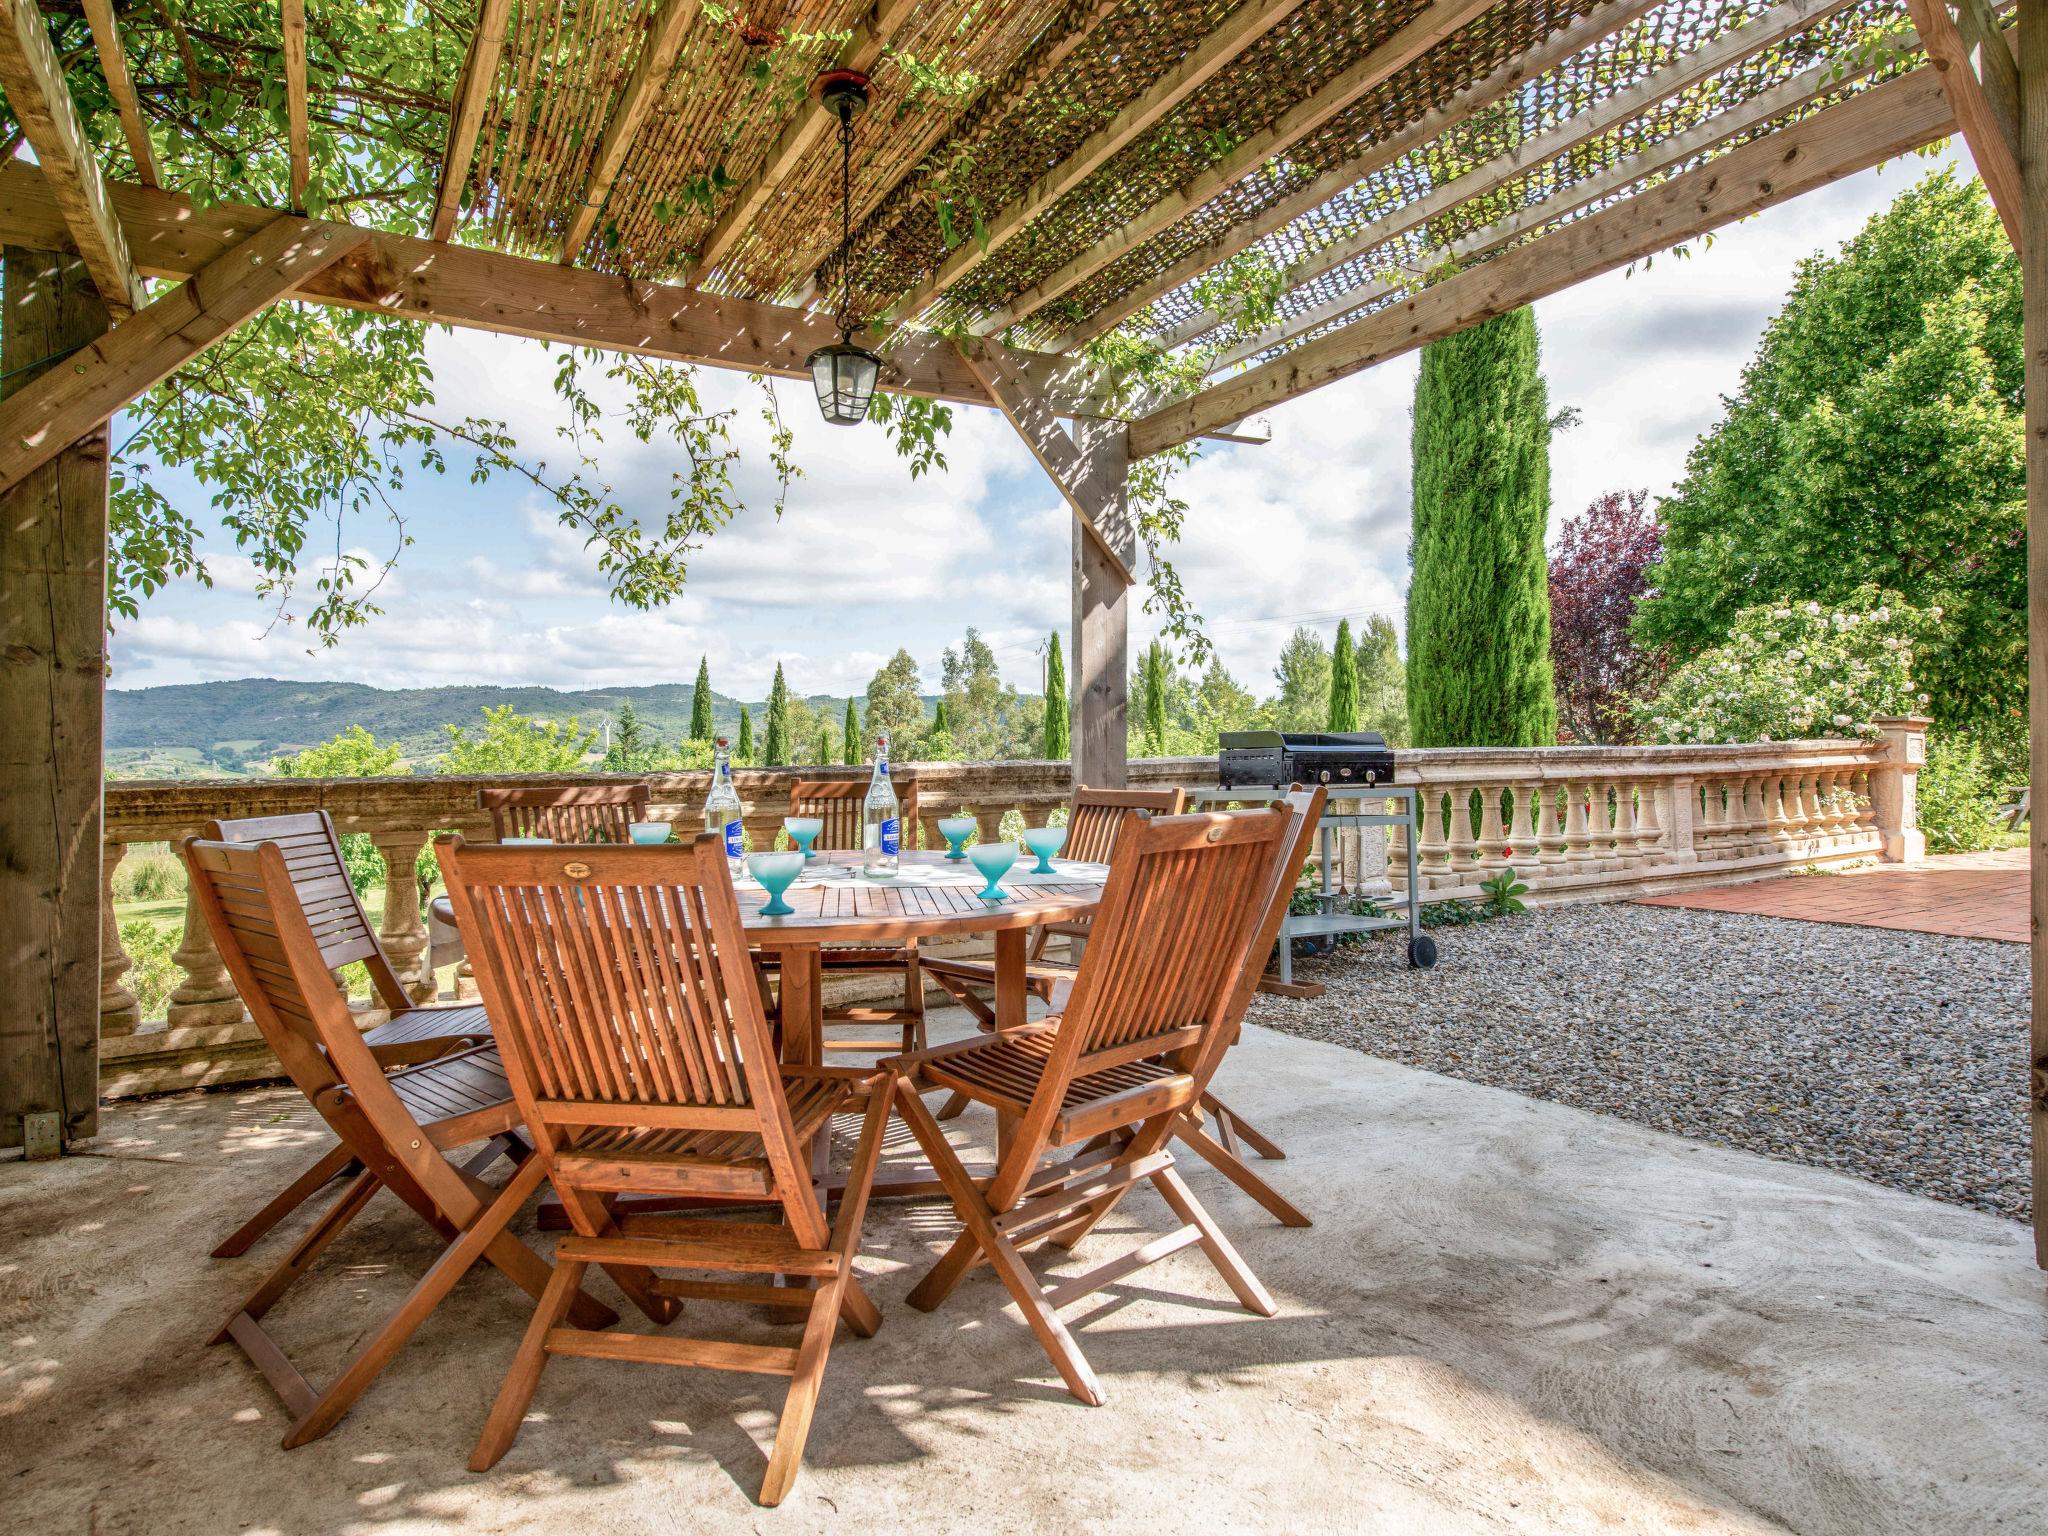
[1318,769,1331,783]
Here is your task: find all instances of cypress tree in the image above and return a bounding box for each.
[1407,307,1558,746]
[816,726,832,763]
[764,663,790,766]
[1140,641,1171,754]
[1328,619,1359,731]
[842,698,860,764]
[689,656,714,742]
[932,699,950,735]
[1043,631,1070,759]
[736,705,754,762]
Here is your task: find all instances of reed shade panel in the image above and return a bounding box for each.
[478,782,652,844]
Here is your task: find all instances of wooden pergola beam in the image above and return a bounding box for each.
[886,0,1308,324]
[1050,0,1663,352]
[1204,46,1885,374]
[0,0,147,314]
[430,0,512,242]
[692,0,919,282]
[1911,0,2022,247]
[80,0,158,186]
[557,0,695,263]
[1128,66,1957,457]
[0,161,1135,421]
[974,0,1499,336]
[1158,0,1857,355]
[0,217,369,493]
[282,0,309,209]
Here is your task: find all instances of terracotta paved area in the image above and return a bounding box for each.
[1636,848,2029,943]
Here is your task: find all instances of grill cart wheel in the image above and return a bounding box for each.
[1408,934,1438,970]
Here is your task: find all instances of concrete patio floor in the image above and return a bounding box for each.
[5,1013,2045,1534]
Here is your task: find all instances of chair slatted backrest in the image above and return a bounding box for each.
[788,776,920,852]
[436,835,815,1209]
[1063,785,1186,864]
[478,783,651,845]
[180,835,476,1216]
[1041,807,1290,1087]
[207,810,408,1013]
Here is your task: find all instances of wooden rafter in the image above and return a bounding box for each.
[431,0,513,242]
[0,217,368,492]
[1128,66,1956,457]
[692,0,920,282]
[282,0,309,209]
[1048,0,1662,352]
[1204,44,1890,373]
[957,339,1134,582]
[1909,0,2021,247]
[557,0,696,262]
[886,0,1309,324]
[974,0,1499,337]
[0,161,1132,422]
[81,0,158,186]
[1158,0,1857,353]
[0,0,147,314]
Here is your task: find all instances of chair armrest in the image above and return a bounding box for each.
[884,1020,1059,1077]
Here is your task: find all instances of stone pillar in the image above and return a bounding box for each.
[166,879,243,1029]
[373,832,435,1003]
[1662,777,1697,865]
[99,844,139,1036]
[1870,715,1932,863]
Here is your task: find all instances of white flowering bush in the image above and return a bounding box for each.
[1640,586,1936,744]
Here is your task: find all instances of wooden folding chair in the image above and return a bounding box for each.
[440,832,893,1507]
[886,801,1297,1406]
[180,834,621,1449]
[204,810,499,1259]
[760,774,927,1057]
[477,781,651,843]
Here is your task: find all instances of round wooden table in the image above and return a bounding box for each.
[735,849,1108,1065]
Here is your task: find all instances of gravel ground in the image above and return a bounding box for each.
[1247,901,2032,1222]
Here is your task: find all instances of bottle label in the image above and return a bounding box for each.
[879,816,900,856]
[724,818,744,859]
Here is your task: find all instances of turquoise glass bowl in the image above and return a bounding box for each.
[967,841,1017,901]
[937,815,977,860]
[627,821,671,845]
[1020,824,1067,873]
[784,816,823,861]
[747,852,805,917]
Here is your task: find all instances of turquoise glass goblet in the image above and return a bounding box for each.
[1020,824,1067,873]
[784,816,823,862]
[937,815,977,861]
[967,841,1017,902]
[627,821,671,845]
[747,852,805,917]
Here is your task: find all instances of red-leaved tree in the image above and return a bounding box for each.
[1548,490,1669,743]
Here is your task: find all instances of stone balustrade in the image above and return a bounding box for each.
[96,724,1928,1098]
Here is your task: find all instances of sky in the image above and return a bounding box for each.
[109,140,1977,705]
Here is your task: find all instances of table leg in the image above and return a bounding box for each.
[781,947,823,1066]
[994,927,1027,1034]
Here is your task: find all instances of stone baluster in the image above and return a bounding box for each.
[373,831,436,1004]
[167,876,243,1030]
[1660,777,1696,867]
[1763,773,1790,848]
[1780,772,1810,851]
[1737,776,1768,854]
[100,842,140,1035]
[1475,788,1507,869]
[1564,783,1595,865]
[973,808,1007,845]
[1695,777,1723,853]
[1386,797,1410,885]
[1412,789,1448,888]
[1446,787,1479,876]
[1507,783,1539,868]
[1809,770,1838,846]
[1633,781,1663,856]
[1534,784,1568,866]
[1609,781,1640,864]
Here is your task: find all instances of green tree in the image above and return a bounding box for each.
[1328,619,1360,731]
[939,627,1029,758]
[273,724,403,777]
[689,657,715,743]
[816,725,833,763]
[842,698,861,765]
[1408,306,1558,746]
[1137,641,1174,755]
[603,702,652,771]
[865,649,926,751]
[932,699,950,736]
[764,664,791,767]
[1637,170,2022,748]
[1271,627,1332,731]
[736,705,754,763]
[1355,615,1407,745]
[1043,631,1071,759]
[1194,657,1259,742]
[439,705,599,773]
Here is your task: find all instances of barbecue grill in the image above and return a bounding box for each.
[1217,730,1396,789]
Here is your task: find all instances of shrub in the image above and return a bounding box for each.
[1917,732,2001,853]
[119,918,180,1021]
[112,844,183,904]
[1640,585,1936,744]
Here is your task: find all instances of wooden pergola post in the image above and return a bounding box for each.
[2021,0,2048,1266]
[0,246,111,1155]
[1071,420,1134,788]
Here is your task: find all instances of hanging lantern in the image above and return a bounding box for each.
[806,70,881,426]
